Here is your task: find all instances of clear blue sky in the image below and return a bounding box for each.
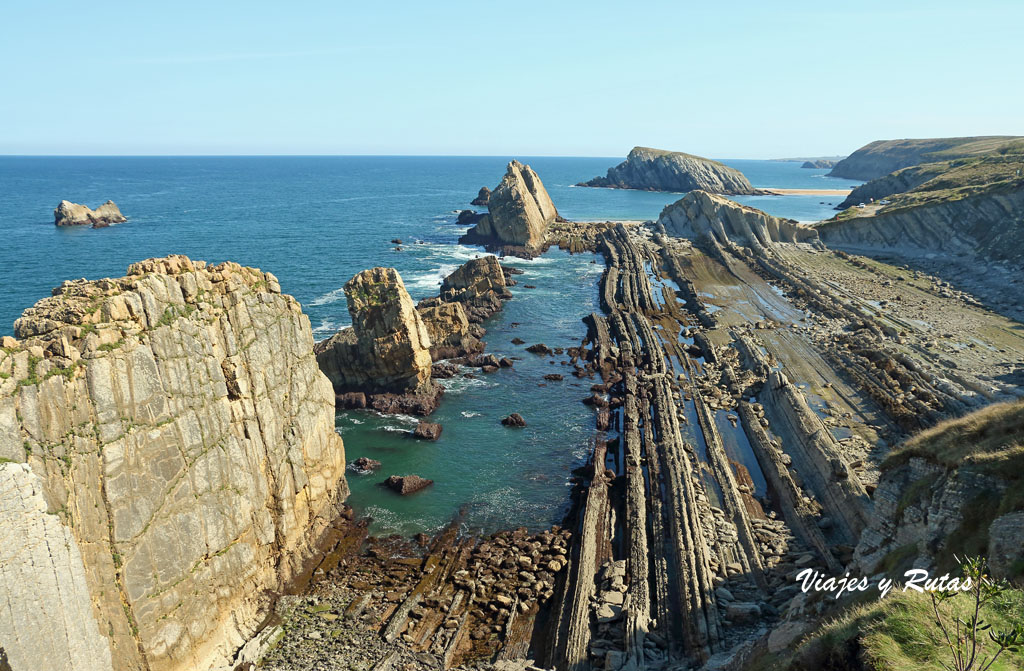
[2,1,1021,158]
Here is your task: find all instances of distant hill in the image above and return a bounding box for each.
[828,136,1024,180]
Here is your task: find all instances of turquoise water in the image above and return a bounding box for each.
[0,156,857,534]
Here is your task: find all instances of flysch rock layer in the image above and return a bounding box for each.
[460,160,558,257]
[578,146,761,195]
[54,199,127,227]
[0,255,348,671]
[658,190,821,252]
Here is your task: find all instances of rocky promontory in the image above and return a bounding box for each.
[0,255,348,671]
[315,267,441,415]
[459,160,559,257]
[800,159,837,169]
[53,199,127,227]
[828,135,1023,180]
[658,189,821,252]
[578,146,761,194]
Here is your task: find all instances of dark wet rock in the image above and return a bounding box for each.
[350,457,382,473]
[390,238,403,244]
[412,422,442,441]
[526,343,552,355]
[471,186,491,206]
[499,357,514,368]
[468,353,500,368]
[543,373,564,381]
[511,337,525,345]
[457,209,484,225]
[431,362,460,379]
[335,391,367,409]
[382,475,434,495]
[501,413,527,427]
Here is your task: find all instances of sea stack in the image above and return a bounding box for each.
[53,200,127,227]
[459,160,558,258]
[315,267,442,415]
[578,146,761,194]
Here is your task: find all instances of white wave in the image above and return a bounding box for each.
[372,411,420,425]
[312,318,348,337]
[460,411,482,418]
[405,263,459,292]
[382,425,412,433]
[439,375,492,392]
[308,287,347,307]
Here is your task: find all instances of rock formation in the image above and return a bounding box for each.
[436,255,510,322]
[53,200,127,227]
[0,255,348,671]
[415,301,482,360]
[853,400,1024,579]
[800,159,836,169]
[828,135,1023,180]
[470,186,491,206]
[459,160,558,257]
[578,146,761,195]
[658,190,821,252]
[382,475,433,495]
[315,268,441,415]
[818,183,1024,267]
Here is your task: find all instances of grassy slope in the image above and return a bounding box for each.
[783,589,1024,671]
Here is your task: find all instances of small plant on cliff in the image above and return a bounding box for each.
[929,556,1024,671]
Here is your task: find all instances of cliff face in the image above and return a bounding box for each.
[853,401,1024,580]
[578,146,760,195]
[0,256,348,671]
[828,136,1023,180]
[658,190,820,252]
[54,199,127,227]
[460,160,558,257]
[818,186,1024,266]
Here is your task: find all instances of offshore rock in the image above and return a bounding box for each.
[0,255,348,671]
[578,146,761,195]
[416,301,483,360]
[382,475,433,495]
[471,186,491,206]
[53,199,127,227]
[460,160,558,257]
[801,159,837,169]
[430,255,510,323]
[658,190,821,252]
[412,421,442,441]
[315,267,441,414]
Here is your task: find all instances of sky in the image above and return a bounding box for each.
[1,1,1021,158]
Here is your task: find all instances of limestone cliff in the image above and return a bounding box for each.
[314,267,440,414]
[658,190,821,252]
[818,185,1024,267]
[828,135,1023,180]
[578,146,760,195]
[0,256,348,671]
[853,400,1024,580]
[459,160,558,257]
[54,199,127,227]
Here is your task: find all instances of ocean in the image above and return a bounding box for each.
[0,156,860,535]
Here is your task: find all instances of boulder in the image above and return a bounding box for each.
[350,457,382,473]
[315,267,441,414]
[383,475,434,495]
[412,422,443,441]
[501,413,527,427]
[578,147,760,194]
[53,199,127,227]
[460,161,558,257]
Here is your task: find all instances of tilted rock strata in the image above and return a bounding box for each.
[818,186,1024,267]
[658,190,821,252]
[54,199,127,227]
[460,160,558,257]
[415,301,482,360]
[579,146,760,195]
[438,255,510,322]
[0,255,348,671]
[315,267,435,396]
